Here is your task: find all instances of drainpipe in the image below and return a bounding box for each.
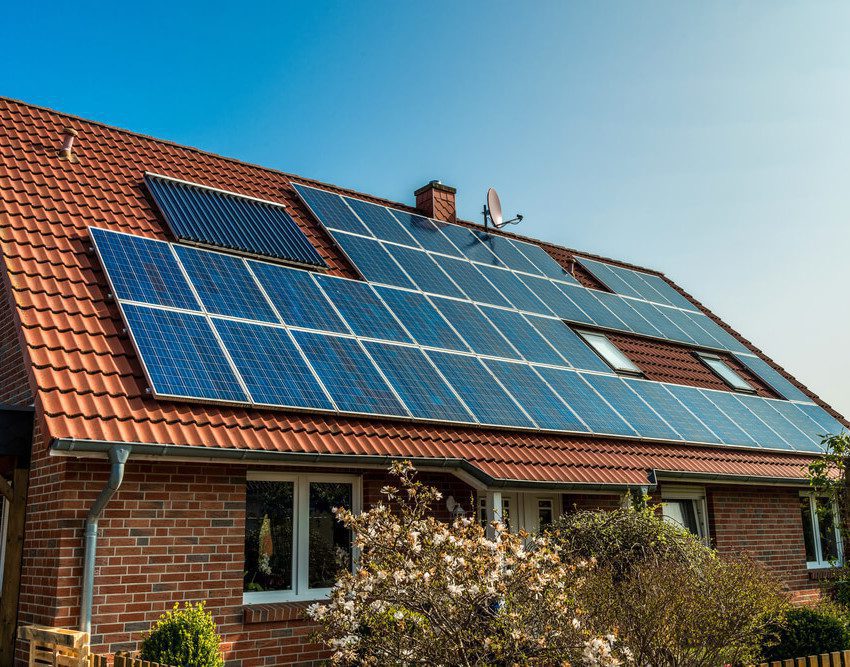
[80,445,131,635]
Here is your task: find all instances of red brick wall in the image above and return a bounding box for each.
[707,484,818,602]
[562,493,623,513]
[15,459,474,665]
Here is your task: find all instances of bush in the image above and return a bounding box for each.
[308,462,627,666]
[762,605,850,662]
[140,602,224,667]
[550,506,788,667]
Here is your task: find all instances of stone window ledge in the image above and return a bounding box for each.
[243,601,316,625]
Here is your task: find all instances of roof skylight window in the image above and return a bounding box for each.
[696,353,755,392]
[577,331,642,375]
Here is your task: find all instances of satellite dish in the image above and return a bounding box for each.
[487,188,503,228]
[483,187,523,230]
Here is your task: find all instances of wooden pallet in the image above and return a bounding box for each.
[758,651,850,667]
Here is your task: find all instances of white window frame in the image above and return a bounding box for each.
[479,491,560,535]
[800,492,843,569]
[243,471,362,605]
[695,352,755,393]
[577,330,642,375]
[661,486,709,541]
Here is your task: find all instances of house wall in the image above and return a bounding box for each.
[15,458,476,666]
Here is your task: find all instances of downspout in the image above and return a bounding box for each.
[80,445,131,635]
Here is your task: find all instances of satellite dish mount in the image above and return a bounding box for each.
[483,187,523,230]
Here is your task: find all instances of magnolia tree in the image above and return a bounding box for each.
[308,461,628,666]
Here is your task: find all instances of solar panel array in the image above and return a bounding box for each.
[293,184,749,355]
[91,225,842,454]
[145,173,327,269]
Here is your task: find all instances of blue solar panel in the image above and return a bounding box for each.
[173,245,278,322]
[330,232,415,289]
[524,315,611,372]
[637,272,696,310]
[383,245,465,298]
[518,276,594,323]
[657,307,717,347]
[426,351,534,428]
[534,367,635,436]
[315,276,412,343]
[471,231,540,274]
[611,266,667,303]
[575,258,642,299]
[91,227,199,310]
[767,401,828,453]
[212,318,333,410]
[344,197,419,247]
[292,183,371,236]
[796,404,847,438]
[626,300,696,343]
[592,292,661,336]
[122,303,247,402]
[663,384,754,446]
[390,211,463,257]
[439,224,503,266]
[145,174,326,268]
[431,298,520,359]
[248,261,349,334]
[562,288,627,330]
[374,287,469,352]
[582,374,678,440]
[292,331,408,416]
[625,379,720,444]
[701,390,791,450]
[687,313,749,353]
[734,394,815,452]
[733,354,812,402]
[476,265,552,314]
[510,240,578,283]
[364,342,473,422]
[432,255,512,307]
[481,307,565,366]
[484,361,587,432]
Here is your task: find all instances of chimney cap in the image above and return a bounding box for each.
[415,180,456,196]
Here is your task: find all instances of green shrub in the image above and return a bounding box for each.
[831,577,850,608]
[763,605,849,662]
[140,602,223,667]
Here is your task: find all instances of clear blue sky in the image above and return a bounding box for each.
[5,2,850,414]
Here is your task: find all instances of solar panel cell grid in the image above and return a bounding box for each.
[390,211,463,256]
[91,227,200,310]
[733,354,813,403]
[510,240,578,283]
[626,379,720,444]
[524,315,611,373]
[518,276,593,323]
[315,276,412,343]
[213,318,334,410]
[562,288,627,331]
[768,401,829,452]
[476,265,552,314]
[292,330,408,416]
[432,255,513,307]
[439,224,503,266]
[430,298,521,359]
[344,197,419,247]
[382,244,466,298]
[426,351,535,428]
[663,384,754,446]
[330,232,415,289]
[293,183,371,236]
[375,287,469,352]
[472,231,541,274]
[122,304,247,402]
[481,307,566,366]
[173,245,279,323]
[702,390,791,450]
[582,374,678,441]
[734,393,815,451]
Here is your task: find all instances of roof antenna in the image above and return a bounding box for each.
[483,187,523,231]
[58,127,79,163]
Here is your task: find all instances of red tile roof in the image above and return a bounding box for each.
[0,96,839,487]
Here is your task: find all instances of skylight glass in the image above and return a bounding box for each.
[697,353,754,392]
[577,331,642,375]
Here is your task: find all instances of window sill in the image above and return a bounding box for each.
[243,601,317,625]
[808,565,843,581]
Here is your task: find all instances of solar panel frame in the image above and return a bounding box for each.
[701,390,792,450]
[508,239,579,283]
[795,404,847,439]
[471,230,541,274]
[767,400,830,452]
[518,275,594,323]
[591,291,661,336]
[582,374,679,441]
[388,210,464,257]
[90,227,201,310]
[364,341,476,423]
[484,360,589,432]
[686,312,749,353]
[733,393,817,452]
[561,288,628,331]
[663,384,755,447]
[343,197,421,247]
[173,245,280,323]
[145,173,327,269]
[121,303,249,403]
[432,255,513,307]
[523,315,612,372]
[328,231,416,289]
[374,286,470,352]
[438,223,504,266]
[291,330,409,417]
[212,318,335,411]
[248,260,349,334]
[625,299,696,343]
[575,257,643,299]
[292,183,372,236]
[475,265,553,314]
[733,354,813,403]
[625,378,721,444]
[480,306,567,366]
[431,297,522,359]
[314,275,413,343]
[425,350,535,428]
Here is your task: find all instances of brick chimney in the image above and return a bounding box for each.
[415,180,457,223]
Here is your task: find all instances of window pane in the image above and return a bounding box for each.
[537,499,553,531]
[502,497,512,532]
[309,482,353,589]
[800,497,817,562]
[699,354,754,392]
[579,331,642,374]
[244,481,294,594]
[663,500,700,537]
[817,498,839,562]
